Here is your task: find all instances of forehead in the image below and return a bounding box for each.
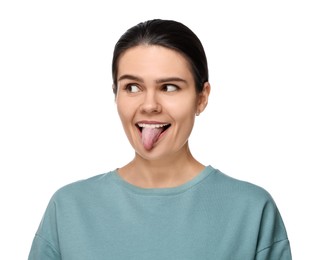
[117,45,193,79]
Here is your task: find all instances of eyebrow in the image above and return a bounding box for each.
[118,74,143,82]
[156,77,187,84]
[118,74,187,84]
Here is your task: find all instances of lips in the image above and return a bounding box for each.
[137,123,170,130]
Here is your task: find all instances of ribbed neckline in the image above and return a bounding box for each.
[110,165,215,196]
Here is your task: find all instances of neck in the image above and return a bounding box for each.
[118,145,205,188]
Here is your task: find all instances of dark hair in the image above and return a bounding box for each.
[112,19,209,95]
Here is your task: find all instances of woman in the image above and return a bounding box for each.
[28,19,292,259]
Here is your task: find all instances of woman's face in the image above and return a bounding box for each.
[115,45,209,160]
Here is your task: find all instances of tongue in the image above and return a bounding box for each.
[142,127,164,150]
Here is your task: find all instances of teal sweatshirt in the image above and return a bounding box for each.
[28,166,292,259]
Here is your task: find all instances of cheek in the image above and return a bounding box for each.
[116,100,131,125]
[167,103,196,131]
[166,96,197,116]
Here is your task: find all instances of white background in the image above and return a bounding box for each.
[1,0,326,259]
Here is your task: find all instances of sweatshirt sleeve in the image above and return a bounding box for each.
[28,197,61,260]
[255,238,291,260]
[28,234,61,260]
[255,197,292,260]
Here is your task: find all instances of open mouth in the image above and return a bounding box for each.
[136,123,171,133]
[136,123,171,150]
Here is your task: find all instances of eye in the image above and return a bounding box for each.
[126,84,141,93]
[163,84,178,92]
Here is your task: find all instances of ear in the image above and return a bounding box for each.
[112,84,117,102]
[196,82,211,115]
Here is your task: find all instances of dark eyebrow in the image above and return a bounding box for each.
[118,74,144,82]
[155,77,187,84]
[117,75,187,84]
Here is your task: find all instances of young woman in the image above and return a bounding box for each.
[28,19,292,259]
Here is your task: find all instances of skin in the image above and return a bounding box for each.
[115,45,210,188]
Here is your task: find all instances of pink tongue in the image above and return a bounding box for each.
[142,127,164,150]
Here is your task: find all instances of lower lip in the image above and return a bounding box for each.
[157,127,169,141]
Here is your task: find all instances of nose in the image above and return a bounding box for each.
[140,90,161,114]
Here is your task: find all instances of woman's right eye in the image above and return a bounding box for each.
[126,84,140,93]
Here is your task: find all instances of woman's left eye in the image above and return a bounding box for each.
[163,85,178,92]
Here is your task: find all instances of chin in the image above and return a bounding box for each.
[136,143,183,162]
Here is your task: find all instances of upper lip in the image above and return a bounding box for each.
[136,120,170,125]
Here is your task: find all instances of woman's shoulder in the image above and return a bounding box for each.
[207,165,275,204]
[50,170,117,202]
